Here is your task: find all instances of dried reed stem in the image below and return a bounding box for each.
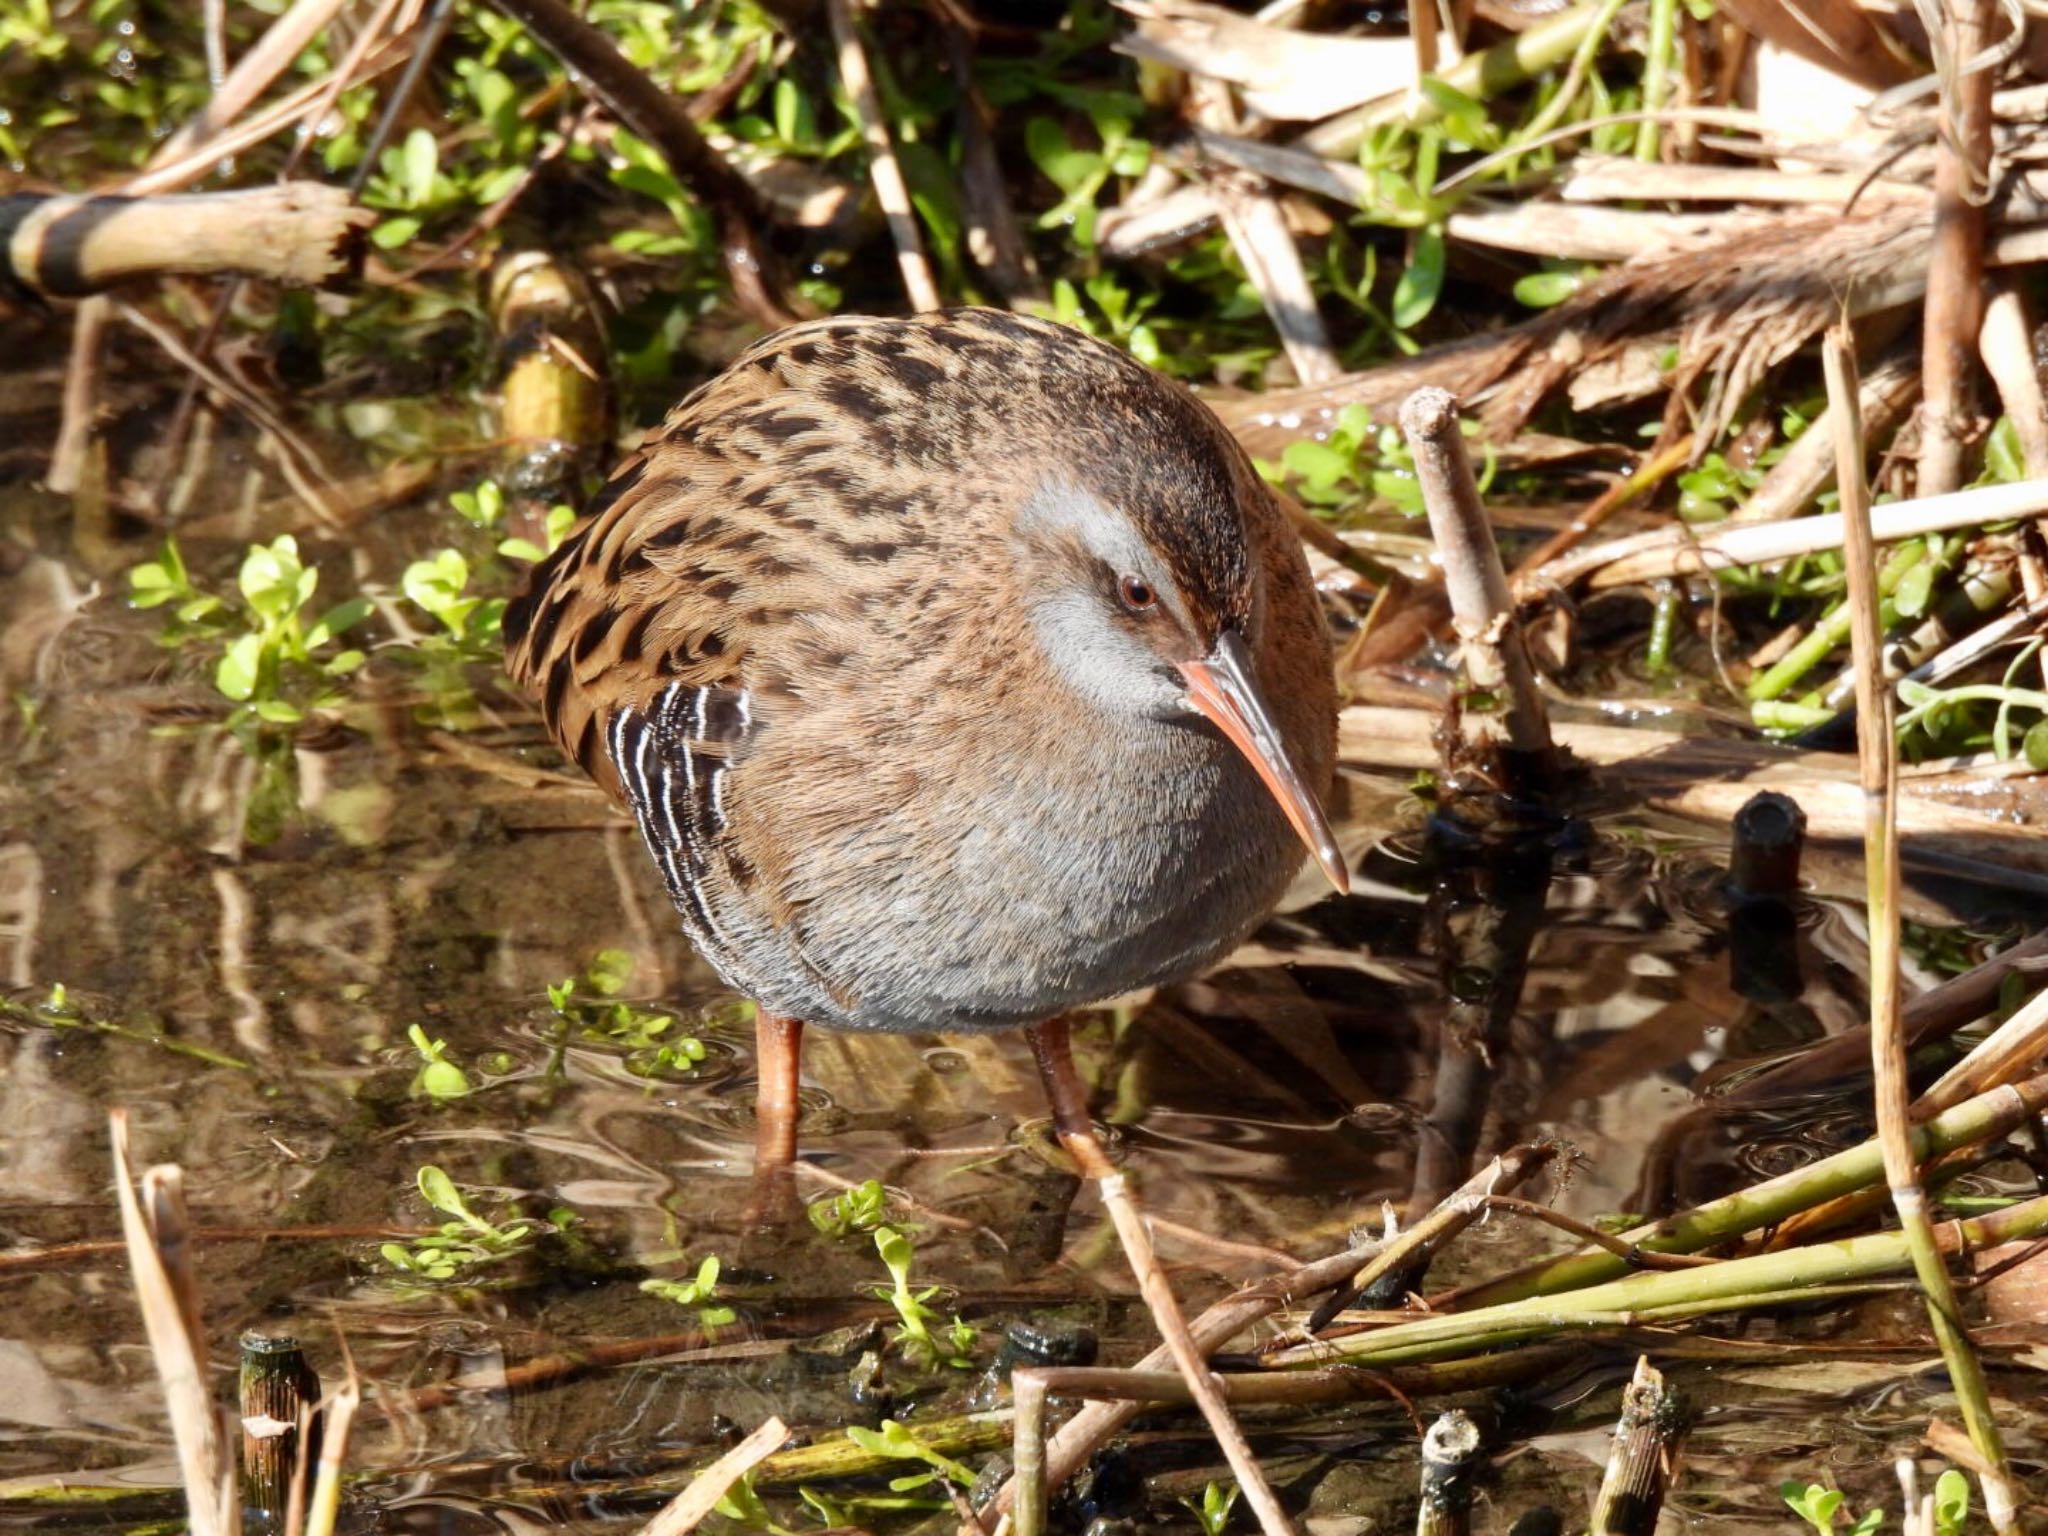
[1300,0,1613,156]
[1825,323,2016,1531]
[1309,1144,1557,1332]
[1730,347,1921,525]
[294,1372,357,1536]
[1399,387,1555,785]
[1214,181,1339,385]
[1566,477,2048,590]
[828,0,941,313]
[109,1110,236,1536]
[1917,983,2048,1114]
[1587,1358,1686,1536]
[1448,1074,2048,1308]
[155,0,349,164]
[637,1417,790,1536]
[1918,0,1996,495]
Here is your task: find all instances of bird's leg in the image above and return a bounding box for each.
[747,1009,805,1225]
[753,1009,805,1166]
[1026,1018,1299,1536]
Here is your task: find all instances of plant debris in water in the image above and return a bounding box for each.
[3,0,2048,1530]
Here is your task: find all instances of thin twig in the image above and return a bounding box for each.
[1028,1019,1299,1536]
[1307,1146,1560,1333]
[112,303,344,525]
[1510,434,1696,577]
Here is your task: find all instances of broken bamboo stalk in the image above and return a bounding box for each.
[1399,387,1556,792]
[0,185,370,299]
[239,1333,320,1531]
[1416,1411,1482,1536]
[110,1111,236,1536]
[1587,1358,1687,1536]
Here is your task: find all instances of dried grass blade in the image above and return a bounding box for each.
[298,1370,359,1536]
[109,1109,236,1536]
[636,1416,790,1536]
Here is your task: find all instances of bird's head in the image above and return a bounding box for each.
[1009,469,1348,897]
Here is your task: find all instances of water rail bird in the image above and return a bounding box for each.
[505,307,1346,1532]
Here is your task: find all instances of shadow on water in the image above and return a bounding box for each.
[1,392,2042,1531]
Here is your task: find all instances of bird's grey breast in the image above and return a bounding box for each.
[792,715,1301,1032]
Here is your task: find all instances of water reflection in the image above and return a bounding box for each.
[0,508,2031,1527]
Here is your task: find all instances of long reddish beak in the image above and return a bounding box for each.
[1178,630,1349,894]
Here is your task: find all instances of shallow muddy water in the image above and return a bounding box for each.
[1,363,2043,1534]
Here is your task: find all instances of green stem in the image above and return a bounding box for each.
[1635,0,1677,162]
[1448,1074,2048,1308]
[1505,0,1629,154]
[1301,0,1618,157]
[1747,544,1923,701]
[1264,1194,2048,1369]
[1644,581,1680,674]
[1751,699,1836,731]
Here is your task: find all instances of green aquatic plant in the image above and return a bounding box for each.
[1256,401,1492,519]
[548,950,708,1077]
[872,1225,977,1370]
[401,548,504,652]
[359,127,463,250]
[407,1024,473,1100]
[453,478,577,564]
[713,1471,801,1534]
[379,1166,541,1281]
[130,537,369,728]
[807,1178,890,1240]
[1782,1483,1884,1536]
[843,1418,979,1497]
[1,984,249,1069]
[1181,1479,1241,1536]
[638,1254,737,1327]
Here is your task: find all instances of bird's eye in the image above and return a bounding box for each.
[1118,575,1158,613]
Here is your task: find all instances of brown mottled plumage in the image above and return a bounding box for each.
[504,307,1341,1034]
[505,307,1343,1533]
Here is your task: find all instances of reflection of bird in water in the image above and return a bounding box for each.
[506,307,1345,1530]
